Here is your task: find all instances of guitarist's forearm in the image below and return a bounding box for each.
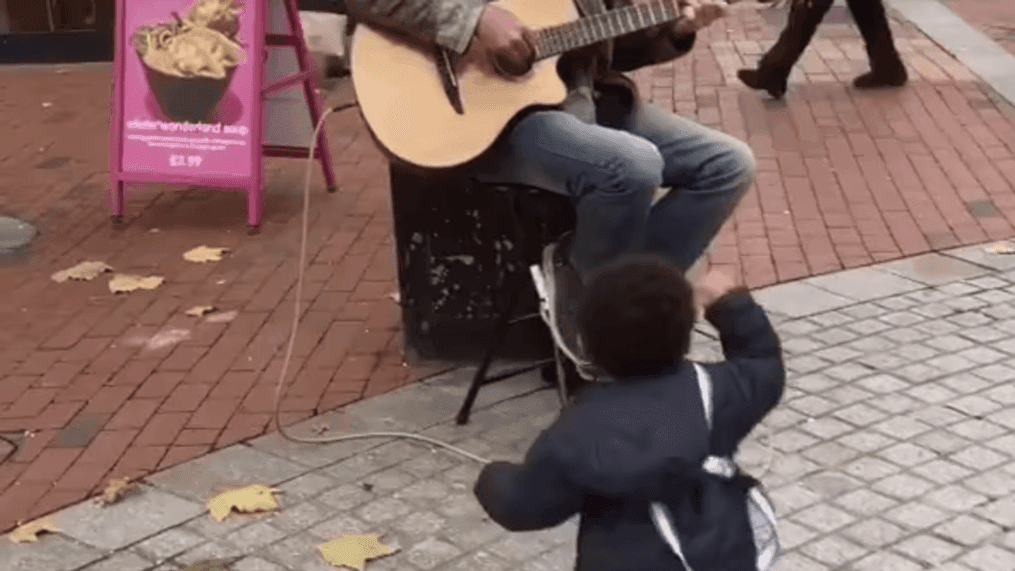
[345,0,486,54]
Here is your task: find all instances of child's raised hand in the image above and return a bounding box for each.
[695,269,736,309]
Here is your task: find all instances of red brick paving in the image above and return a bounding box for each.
[2,5,1015,532]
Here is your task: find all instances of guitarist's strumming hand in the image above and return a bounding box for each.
[468,5,536,77]
[630,0,727,31]
[677,0,728,30]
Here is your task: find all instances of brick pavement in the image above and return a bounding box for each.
[4,246,1015,571]
[2,0,1015,536]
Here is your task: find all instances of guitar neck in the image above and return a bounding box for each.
[532,0,692,60]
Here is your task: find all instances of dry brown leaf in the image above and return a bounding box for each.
[109,274,164,294]
[7,517,58,543]
[318,533,398,570]
[206,484,280,522]
[184,246,229,263]
[186,305,215,317]
[51,261,112,283]
[98,476,138,506]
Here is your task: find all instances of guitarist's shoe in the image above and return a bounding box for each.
[539,235,602,381]
[737,68,788,100]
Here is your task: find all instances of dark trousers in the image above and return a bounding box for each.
[759,0,904,77]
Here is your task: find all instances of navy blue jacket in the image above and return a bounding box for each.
[474,290,785,571]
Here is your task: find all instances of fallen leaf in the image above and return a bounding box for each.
[184,246,229,263]
[7,517,58,543]
[42,102,53,108]
[98,476,137,506]
[51,261,112,283]
[206,484,280,522]
[984,241,1015,255]
[109,275,164,294]
[186,305,215,317]
[318,533,398,571]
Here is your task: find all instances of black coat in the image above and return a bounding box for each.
[474,290,786,571]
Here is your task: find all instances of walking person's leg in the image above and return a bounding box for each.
[846,0,907,88]
[737,0,835,99]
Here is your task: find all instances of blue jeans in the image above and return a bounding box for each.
[474,99,755,281]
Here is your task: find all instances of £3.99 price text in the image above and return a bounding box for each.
[170,155,203,167]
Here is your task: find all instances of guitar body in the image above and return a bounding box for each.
[350,0,579,169]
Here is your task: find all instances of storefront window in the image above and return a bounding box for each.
[3,0,113,33]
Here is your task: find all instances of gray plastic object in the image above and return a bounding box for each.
[0,216,37,251]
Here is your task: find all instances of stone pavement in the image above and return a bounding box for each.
[3,0,1015,537]
[4,243,1015,571]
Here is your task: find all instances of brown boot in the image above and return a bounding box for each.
[738,68,789,100]
[852,64,907,89]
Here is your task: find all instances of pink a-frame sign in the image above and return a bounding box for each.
[109,0,336,232]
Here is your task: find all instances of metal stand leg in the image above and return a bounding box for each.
[456,283,521,426]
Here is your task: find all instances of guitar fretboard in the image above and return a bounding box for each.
[532,0,685,60]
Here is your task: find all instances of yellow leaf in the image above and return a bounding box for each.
[184,246,229,263]
[109,274,165,294]
[51,261,112,283]
[99,476,137,506]
[186,305,215,317]
[7,517,57,543]
[206,484,280,522]
[318,533,398,571]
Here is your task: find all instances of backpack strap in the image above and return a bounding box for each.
[693,363,737,480]
[649,363,722,571]
[650,502,695,571]
[692,363,714,430]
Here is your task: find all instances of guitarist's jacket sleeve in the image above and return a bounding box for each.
[608,0,697,72]
[611,24,696,71]
[344,0,485,55]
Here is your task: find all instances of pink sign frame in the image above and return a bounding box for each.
[109,0,267,228]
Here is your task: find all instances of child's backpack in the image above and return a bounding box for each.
[649,363,781,571]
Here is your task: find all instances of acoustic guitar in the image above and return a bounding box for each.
[350,0,734,169]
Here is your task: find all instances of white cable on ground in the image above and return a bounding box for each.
[272,104,489,466]
[272,102,778,480]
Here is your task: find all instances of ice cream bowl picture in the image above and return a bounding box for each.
[133,2,246,124]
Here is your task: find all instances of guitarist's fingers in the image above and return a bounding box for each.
[510,36,535,65]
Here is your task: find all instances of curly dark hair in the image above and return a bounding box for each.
[578,254,696,379]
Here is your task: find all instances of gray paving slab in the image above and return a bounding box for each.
[752,281,855,317]
[77,551,153,571]
[876,253,991,286]
[887,0,1015,108]
[53,487,205,551]
[0,534,104,571]
[943,243,1015,272]
[146,445,310,504]
[805,267,925,302]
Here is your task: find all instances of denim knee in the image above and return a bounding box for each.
[596,135,665,195]
[719,138,756,198]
